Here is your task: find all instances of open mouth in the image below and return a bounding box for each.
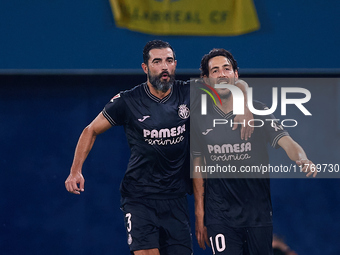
[217,78,229,84]
[161,72,169,79]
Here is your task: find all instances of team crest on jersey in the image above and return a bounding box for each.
[178,104,190,119]
[110,93,120,102]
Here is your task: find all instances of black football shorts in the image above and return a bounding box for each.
[207,224,273,255]
[121,196,193,255]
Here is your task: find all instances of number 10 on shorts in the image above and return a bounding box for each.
[210,234,226,254]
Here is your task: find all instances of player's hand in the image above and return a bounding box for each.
[272,236,298,255]
[195,219,210,250]
[65,172,85,194]
[296,159,317,177]
[233,106,254,140]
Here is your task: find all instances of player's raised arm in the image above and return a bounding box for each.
[65,112,112,194]
[278,136,317,177]
[233,79,254,140]
[193,156,210,250]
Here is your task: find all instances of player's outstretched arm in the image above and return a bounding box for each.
[65,112,112,194]
[193,156,210,250]
[233,79,254,141]
[278,136,317,177]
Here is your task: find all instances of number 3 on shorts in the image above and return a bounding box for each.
[210,234,226,254]
[125,213,132,232]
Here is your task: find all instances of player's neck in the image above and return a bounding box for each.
[147,82,171,99]
[216,96,233,114]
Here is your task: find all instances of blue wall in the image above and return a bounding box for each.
[1,75,340,254]
[0,0,339,70]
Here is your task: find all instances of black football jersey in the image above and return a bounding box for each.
[191,100,289,227]
[103,81,191,199]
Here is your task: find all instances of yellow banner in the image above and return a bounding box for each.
[109,0,260,36]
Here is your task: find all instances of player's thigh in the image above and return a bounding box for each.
[207,224,245,255]
[134,248,160,255]
[244,226,273,255]
[121,199,160,252]
[158,197,192,254]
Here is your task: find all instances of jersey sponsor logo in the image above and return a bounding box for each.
[178,104,190,119]
[202,129,213,135]
[143,124,186,146]
[143,124,185,138]
[207,142,252,162]
[145,136,185,146]
[208,142,251,154]
[210,153,251,162]
[110,93,120,102]
[138,115,150,122]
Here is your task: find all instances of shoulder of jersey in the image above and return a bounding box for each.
[189,78,205,85]
[252,100,267,110]
[174,80,189,86]
[173,80,193,95]
[175,79,205,87]
[109,83,144,102]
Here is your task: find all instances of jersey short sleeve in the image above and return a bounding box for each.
[102,93,127,126]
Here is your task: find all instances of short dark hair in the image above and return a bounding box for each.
[143,40,176,65]
[200,48,238,77]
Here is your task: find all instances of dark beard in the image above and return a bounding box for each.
[148,71,175,93]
